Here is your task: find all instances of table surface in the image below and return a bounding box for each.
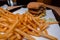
[7,5,60,16]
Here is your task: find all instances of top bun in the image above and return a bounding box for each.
[27,2,45,9]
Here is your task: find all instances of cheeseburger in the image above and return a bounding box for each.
[27,2,46,17]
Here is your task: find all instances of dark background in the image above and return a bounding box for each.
[52,0,60,7]
[16,0,36,5]
[0,0,60,7]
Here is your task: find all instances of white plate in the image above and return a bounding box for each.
[13,8,60,40]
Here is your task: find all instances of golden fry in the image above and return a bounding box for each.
[41,23,49,31]
[9,35,16,40]
[42,33,57,40]
[48,22,58,25]
[26,30,40,37]
[15,32,21,39]
[7,32,13,38]
[6,16,18,34]
[28,19,37,29]
[15,28,35,40]
[43,30,48,35]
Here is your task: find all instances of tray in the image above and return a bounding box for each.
[13,8,60,40]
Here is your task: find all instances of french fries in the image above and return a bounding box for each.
[0,7,58,40]
[15,32,21,39]
[42,32,57,40]
[15,28,35,40]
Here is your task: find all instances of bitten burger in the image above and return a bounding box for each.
[27,2,46,17]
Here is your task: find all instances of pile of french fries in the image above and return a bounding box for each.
[0,7,58,40]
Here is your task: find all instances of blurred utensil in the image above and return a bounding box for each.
[8,5,27,12]
[7,0,14,6]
